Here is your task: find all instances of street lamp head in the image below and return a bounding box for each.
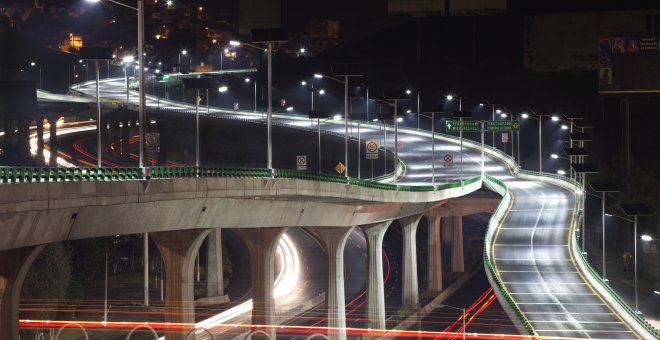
[522,113,529,119]
[30,62,36,66]
[446,94,453,100]
[551,115,559,121]
[561,124,569,130]
[313,73,323,79]
[300,80,306,86]
[286,106,294,112]
[372,118,379,122]
[557,169,566,175]
[551,153,559,159]
[122,55,134,63]
[500,113,507,118]
[229,40,240,46]
[245,77,251,83]
[641,235,653,242]
[406,109,412,113]
[166,0,173,6]
[319,89,325,95]
[181,49,187,55]
[333,114,342,120]
[224,48,229,53]
[218,86,228,92]
[496,109,502,114]
[479,103,484,107]
[397,117,403,122]
[300,47,306,53]
[406,89,412,95]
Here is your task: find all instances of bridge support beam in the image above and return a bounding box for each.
[448,216,464,273]
[236,227,286,340]
[400,215,422,311]
[0,245,44,340]
[362,221,392,331]
[311,227,354,340]
[151,229,212,340]
[205,229,227,301]
[427,216,443,291]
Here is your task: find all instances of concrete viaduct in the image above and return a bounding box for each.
[0,174,499,340]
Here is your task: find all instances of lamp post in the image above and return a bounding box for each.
[430,304,466,340]
[590,182,619,281]
[30,61,42,90]
[571,163,598,252]
[87,0,146,168]
[448,95,469,184]
[619,203,654,314]
[179,49,187,73]
[422,105,443,186]
[246,77,256,111]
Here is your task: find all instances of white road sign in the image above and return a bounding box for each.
[366,140,379,160]
[296,155,307,170]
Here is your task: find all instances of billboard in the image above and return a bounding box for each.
[599,35,660,94]
[0,81,37,118]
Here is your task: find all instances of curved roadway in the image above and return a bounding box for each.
[68,75,647,339]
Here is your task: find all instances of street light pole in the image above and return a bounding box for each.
[95,60,102,168]
[267,42,273,170]
[137,0,145,168]
[538,116,542,173]
[344,75,349,178]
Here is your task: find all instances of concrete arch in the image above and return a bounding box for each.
[185,327,215,340]
[54,323,89,340]
[124,324,159,339]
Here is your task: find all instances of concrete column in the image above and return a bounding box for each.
[236,228,286,340]
[206,229,224,298]
[47,117,58,166]
[427,216,443,291]
[0,245,44,340]
[151,229,212,340]
[362,221,392,330]
[311,227,354,340]
[448,216,464,273]
[36,117,45,160]
[400,215,422,311]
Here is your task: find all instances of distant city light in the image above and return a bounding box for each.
[300,48,306,53]
[229,40,240,46]
[218,86,228,92]
[166,0,173,6]
[122,56,134,63]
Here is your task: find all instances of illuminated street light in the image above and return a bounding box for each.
[245,77,251,83]
[496,109,502,114]
[300,80,306,86]
[479,103,484,107]
[319,89,325,95]
[551,153,559,159]
[552,115,559,121]
[333,114,342,120]
[500,113,507,118]
[314,73,323,79]
[445,94,452,100]
[218,86,228,92]
[641,235,653,242]
[522,112,529,119]
[561,124,569,129]
[557,169,566,175]
[397,117,403,122]
[286,106,294,112]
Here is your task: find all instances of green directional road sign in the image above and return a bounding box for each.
[486,120,520,132]
[445,119,480,132]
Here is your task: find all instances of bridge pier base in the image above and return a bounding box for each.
[427,216,443,292]
[311,226,354,340]
[400,215,422,311]
[362,221,392,331]
[151,229,212,340]
[236,227,286,340]
[202,229,228,303]
[0,245,44,340]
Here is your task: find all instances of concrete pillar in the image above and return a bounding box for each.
[206,229,224,298]
[311,227,354,340]
[427,216,443,291]
[400,215,422,311]
[362,221,392,330]
[150,229,212,340]
[0,245,44,340]
[236,228,286,340]
[47,117,58,166]
[36,117,45,160]
[448,216,464,273]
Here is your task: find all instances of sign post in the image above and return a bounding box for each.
[366,140,379,159]
[296,155,307,170]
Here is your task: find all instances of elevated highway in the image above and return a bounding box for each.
[0,75,657,340]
